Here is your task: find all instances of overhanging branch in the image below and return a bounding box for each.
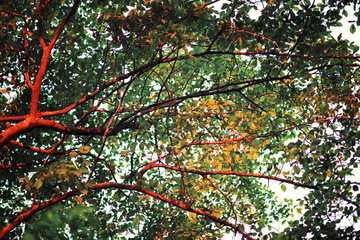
[152,164,318,190]
[0,182,255,240]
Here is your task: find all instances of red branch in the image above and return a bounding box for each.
[1,46,356,148]
[0,182,255,240]
[0,117,135,148]
[186,117,358,146]
[0,190,78,239]
[151,164,318,189]
[9,140,54,154]
[204,50,360,60]
[30,0,80,116]
[0,10,27,19]
[0,115,29,122]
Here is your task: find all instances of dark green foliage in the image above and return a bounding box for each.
[1,0,360,239]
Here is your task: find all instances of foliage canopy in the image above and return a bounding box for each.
[1,0,360,239]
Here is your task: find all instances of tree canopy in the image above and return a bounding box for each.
[1,0,360,239]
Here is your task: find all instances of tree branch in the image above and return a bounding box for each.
[151,164,318,190]
[0,182,255,240]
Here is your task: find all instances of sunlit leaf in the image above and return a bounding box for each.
[120,150,128,156]
[78,146,91,154]
[69,151,78,157]
[34,178,43,189]
[1,0,359,239]
[294,165,301,174]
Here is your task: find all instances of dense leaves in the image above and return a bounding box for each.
[1,0,360,239]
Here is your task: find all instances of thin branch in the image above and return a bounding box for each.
[0,181,255,240]
[152,164,318,189]
[0,190,79,239]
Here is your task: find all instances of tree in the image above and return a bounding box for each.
[1,0,360,239]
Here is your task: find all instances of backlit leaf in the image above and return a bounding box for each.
[350,24,356,34]
[78,146,91,154]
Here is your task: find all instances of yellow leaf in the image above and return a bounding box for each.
[249,148,258,159]
[235,111,244,118]
[80,188,88,195]
[73,196,83,204]
[19,176,29,183]
[187,161,194,167]
[139,195,150,201]
[83,160,91,166]
[190,218,197,224]
[189,212,197,219]
[69,151,78,157]
[121,150,128,156]
[78,146,91,154]
[211,159,220,168]
[326,170,332,177]
[132,130,139,137]
[269,110,276,117]
[57,169,67,175]
[35,178,43,189]
[212,211,221,218]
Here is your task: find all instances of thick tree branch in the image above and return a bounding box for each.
[0,115,29,122]
[0,117,40,148]
[0,117,137,148]
[30,0,80,116]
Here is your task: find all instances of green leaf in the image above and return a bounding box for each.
[2,1,360,239]
[23,233,36,240]
[353,45,359,53]
[350,24,356,34]
[293,165,301,174]
[342,9,348,17]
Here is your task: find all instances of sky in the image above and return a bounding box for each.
[331,5,360,46]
